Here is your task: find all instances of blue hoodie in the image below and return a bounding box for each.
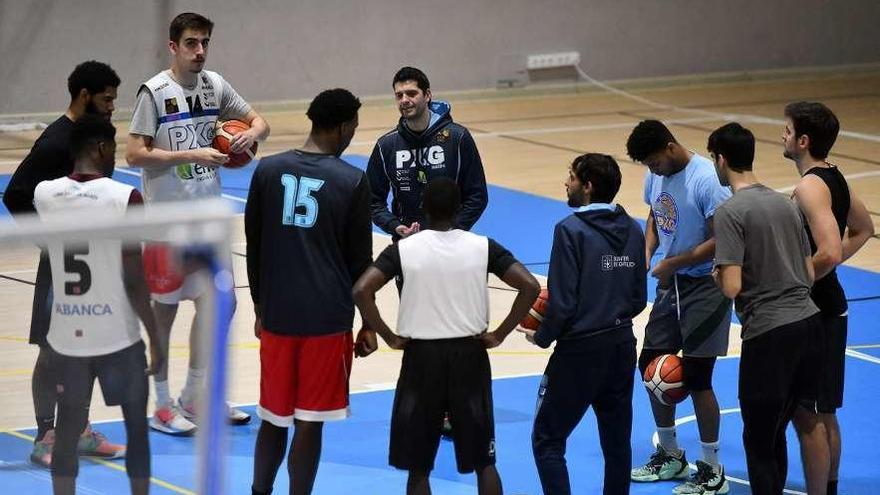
[366,101,488,237]
[534,204,648,352]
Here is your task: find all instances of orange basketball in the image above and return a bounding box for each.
[212,120,258,168]
[519,288,549,330]
[643,354,689,406]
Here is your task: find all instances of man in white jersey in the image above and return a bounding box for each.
[126,12,270,434]
[34,115,162,495]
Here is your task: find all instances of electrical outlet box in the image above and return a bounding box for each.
[526,51,581,70]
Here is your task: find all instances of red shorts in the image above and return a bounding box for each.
[258,329,353,426]
[142,243,207,304]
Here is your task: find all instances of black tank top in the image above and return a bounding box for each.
[803,165,850,315]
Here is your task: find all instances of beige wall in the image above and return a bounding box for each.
[1,0,878,115]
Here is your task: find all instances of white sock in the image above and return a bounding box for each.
[701,441,720,468]
[657,426,680,454]
[154,380,171,408]
[180,367,206,404]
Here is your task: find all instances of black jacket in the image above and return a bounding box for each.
[534,205,648,351]
[366,101,488,236]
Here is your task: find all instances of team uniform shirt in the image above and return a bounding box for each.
[129,70,251,203]
[366,101,488,236]
[714,184,819,340]
[245,150,373,336]
[373,230,517,339]
[644,153,731,277]
[33,174,143,357]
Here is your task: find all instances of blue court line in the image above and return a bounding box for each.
[1,355,878,494]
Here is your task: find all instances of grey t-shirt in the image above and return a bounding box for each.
[714,183,818,340]
[128,70,252,138]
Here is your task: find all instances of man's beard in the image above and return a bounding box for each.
[567,190,585,208]
[85,100,109,120]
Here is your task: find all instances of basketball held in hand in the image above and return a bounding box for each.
[519,288,549,330]
[213,120,257,168]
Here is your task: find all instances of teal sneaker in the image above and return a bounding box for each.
[29,430,54,468]
[631,445,689,482]
[673,460,729,494]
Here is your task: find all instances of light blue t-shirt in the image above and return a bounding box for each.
[643,153,731,277]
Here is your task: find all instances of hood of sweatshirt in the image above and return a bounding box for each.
[396,100,453,146]
[574,205,635,254]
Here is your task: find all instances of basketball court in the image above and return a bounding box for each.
[1,69,879,493]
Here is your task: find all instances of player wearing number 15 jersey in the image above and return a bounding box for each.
[245,89,373,495]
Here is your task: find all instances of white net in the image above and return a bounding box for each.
[0,198,236,495]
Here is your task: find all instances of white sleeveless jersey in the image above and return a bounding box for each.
[141,70,224,202]
[34,177,142,357]
[397,230,490,339]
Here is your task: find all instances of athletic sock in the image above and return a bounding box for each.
[701,440,720,468]
[181,367,205,405]
[155,380,171,408]
[657,426,681,454]
[827,480,838,495]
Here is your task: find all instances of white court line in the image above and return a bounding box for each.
[574,64,880,145]
[845,348,880,365]
[776,170,880,193]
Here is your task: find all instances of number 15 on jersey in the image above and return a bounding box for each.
[281,174,324,228]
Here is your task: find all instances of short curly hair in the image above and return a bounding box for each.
[626,120,677,162]
[67,61,120,100]
[306,89,361,131]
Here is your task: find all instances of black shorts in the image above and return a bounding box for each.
[52,340,148,408]
[818,313,847,413]
[29,252,53,347]
[390,337,495,474]
[739,314,823,410]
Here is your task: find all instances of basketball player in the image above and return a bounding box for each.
[3,61,125,467]
[710,122,830,495]
[783,102,874,495]
[367,66,488,240]
[246,88,373,495]
[519,154,647,495]
[367,66,488,436]
[126,12,270,435]
[33,115,162,495]
[353,177,540,495]
[626,120,731,494]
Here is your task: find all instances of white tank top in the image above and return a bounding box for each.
[141,70,224,202]
[34,177,143,357]
[397,230,490,339]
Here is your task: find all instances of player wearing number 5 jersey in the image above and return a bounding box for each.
[33,116,162,495]
[245,89,373,495]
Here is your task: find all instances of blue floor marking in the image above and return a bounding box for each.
[1,356,878,493]
[1,153,878,492]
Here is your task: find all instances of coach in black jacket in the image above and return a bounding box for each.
[520,153,647,495]
[367,67,488,239]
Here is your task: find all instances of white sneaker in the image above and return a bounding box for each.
[178,398,251,426]
[150,402,197,436]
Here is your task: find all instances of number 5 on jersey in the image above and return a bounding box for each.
[281,174,325,228]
